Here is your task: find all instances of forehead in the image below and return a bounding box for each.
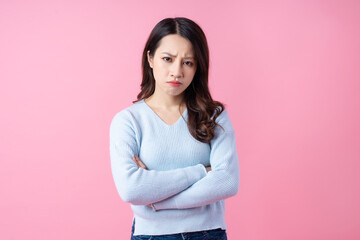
[155,34,194,56]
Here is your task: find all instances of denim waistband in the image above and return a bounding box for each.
[131,218,227,239]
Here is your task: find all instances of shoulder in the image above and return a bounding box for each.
[110,100,146,132]
[111,100,145,124]
[214,108,235,133]
[210,108,236,145]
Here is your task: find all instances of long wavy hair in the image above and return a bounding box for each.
[134,17,224,143]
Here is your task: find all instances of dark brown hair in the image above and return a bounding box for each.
[134,17,224,143]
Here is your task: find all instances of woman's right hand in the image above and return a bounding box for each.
[132,155,153,207]
[206,166,211,172]
[132,155,147,169]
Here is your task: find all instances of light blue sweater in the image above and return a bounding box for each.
[109,99,239,236]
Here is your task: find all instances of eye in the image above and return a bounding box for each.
[184,61,194,67]
[162,57,172,62]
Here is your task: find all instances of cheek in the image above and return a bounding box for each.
[186,68,196,81]
[153,63,168,77]
[152,66,163,79]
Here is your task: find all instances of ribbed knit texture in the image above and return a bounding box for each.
[109,99,240,236]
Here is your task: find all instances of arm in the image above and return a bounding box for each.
[110,110,207,205]
[151,110,240,210]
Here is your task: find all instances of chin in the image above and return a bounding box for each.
[165,88,183,95]
[167,92,184,97]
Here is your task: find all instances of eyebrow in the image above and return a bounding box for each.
[161,52,195,60]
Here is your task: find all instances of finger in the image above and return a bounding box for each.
[135,156,147,169]
[138,160,147,169]
[133,155,143,168]
[132,156,141,168]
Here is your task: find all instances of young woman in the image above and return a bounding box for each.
[110,17,240,240]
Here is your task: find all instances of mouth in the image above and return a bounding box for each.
[167,81,182,87]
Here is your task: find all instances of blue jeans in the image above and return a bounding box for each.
[130,219,227,240]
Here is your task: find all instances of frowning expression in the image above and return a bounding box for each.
[147,34,197,98]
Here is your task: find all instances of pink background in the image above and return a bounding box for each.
[1,0,359,239]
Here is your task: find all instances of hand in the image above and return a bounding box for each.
[132,155,147,169]
[206,166,211,172]
[132,156,152,207]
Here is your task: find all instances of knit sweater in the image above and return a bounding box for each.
[109,99,240,236]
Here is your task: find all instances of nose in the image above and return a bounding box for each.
[170,60,183,79]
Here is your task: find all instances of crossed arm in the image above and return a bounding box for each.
[131,155,212,207]
[131,128,239,211]
[110,110,239,210]
[110,110,208,205]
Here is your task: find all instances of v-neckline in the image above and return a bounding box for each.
[142,99,187,127]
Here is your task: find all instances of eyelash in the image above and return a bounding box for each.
[184,61,194,67]
[163,57,172,62]
[162,57,194,67]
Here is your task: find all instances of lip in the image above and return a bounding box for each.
[167,81,182,87]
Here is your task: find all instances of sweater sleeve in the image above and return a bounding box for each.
[110,110,207,205]
[151,110,240,210]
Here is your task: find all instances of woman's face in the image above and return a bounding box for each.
[147,34,197,99]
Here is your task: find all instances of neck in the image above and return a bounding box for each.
[146,91,185,111]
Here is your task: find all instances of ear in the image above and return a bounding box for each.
[147,50,153,68]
